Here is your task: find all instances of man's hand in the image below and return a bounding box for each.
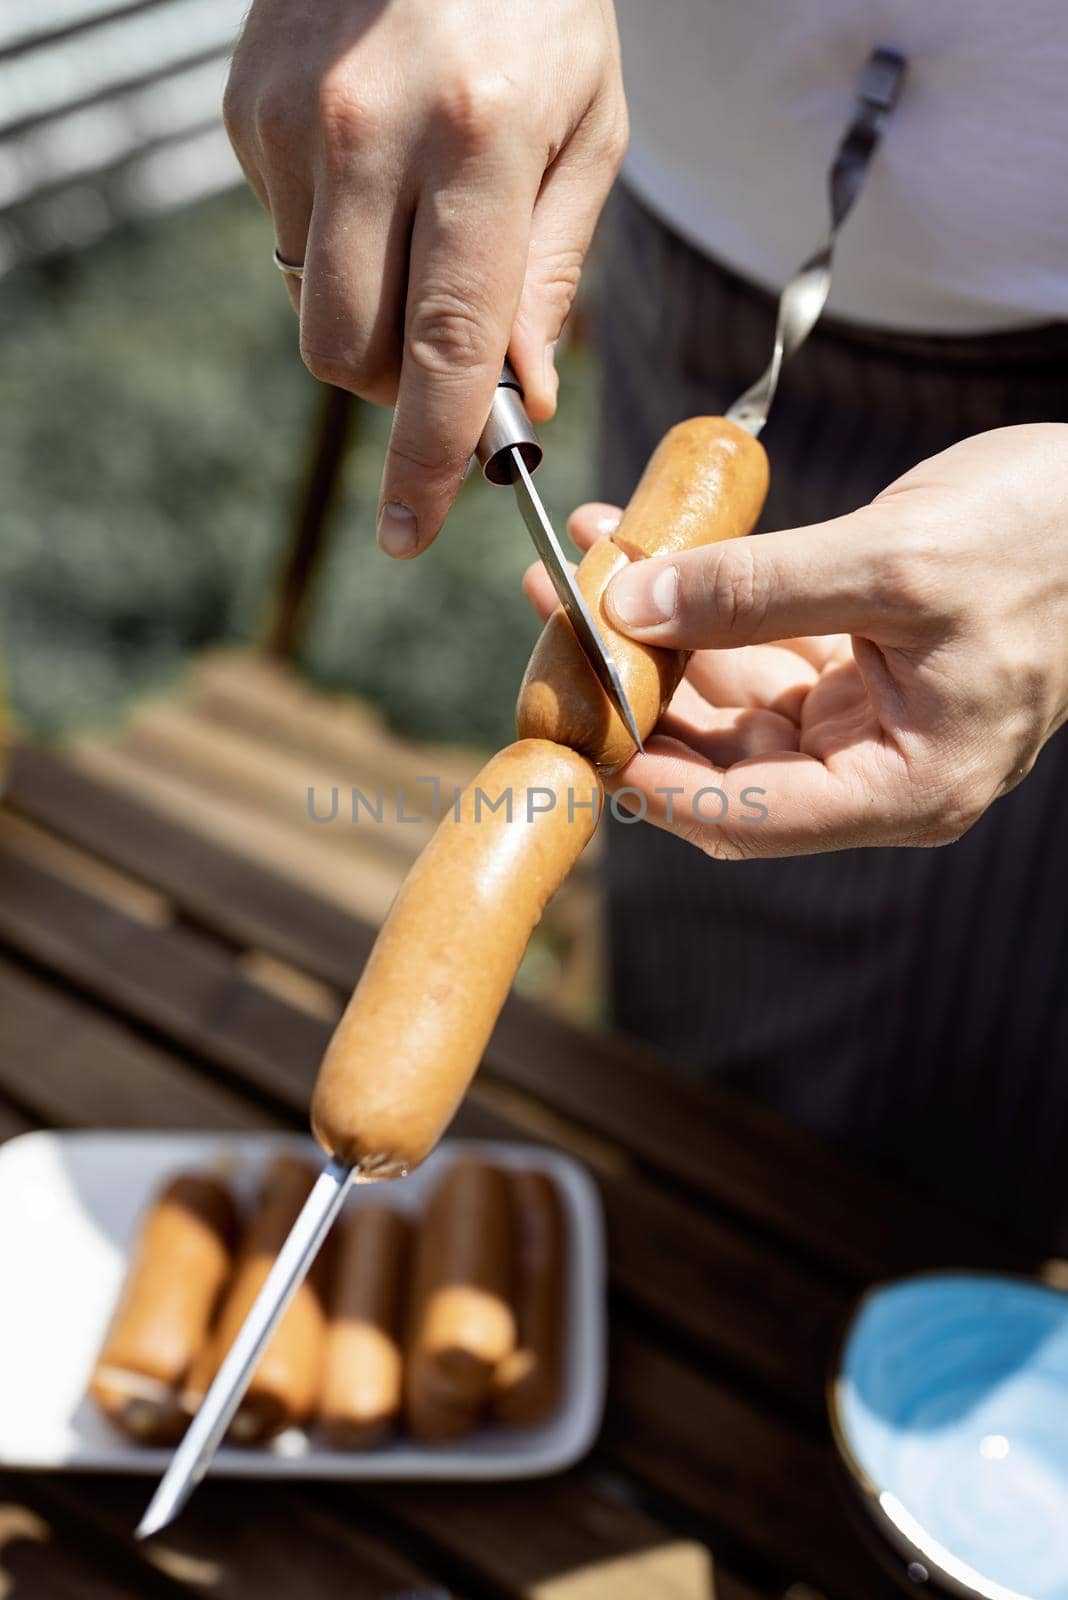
[225,0,626,557]
[525,426,1068,858]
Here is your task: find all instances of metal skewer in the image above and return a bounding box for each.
[136,1156,353,1540]
[727,47,906,437]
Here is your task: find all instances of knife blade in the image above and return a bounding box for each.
[508,447,644,753]
[476,363,644,753]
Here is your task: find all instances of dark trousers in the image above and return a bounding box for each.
[597,184,1068,1250]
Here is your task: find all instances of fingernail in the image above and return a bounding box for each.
[595,510,623,536]
[608,562,678,628]
[377,501,418,557]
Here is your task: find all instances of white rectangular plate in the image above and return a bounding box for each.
[0,1130,605,1480]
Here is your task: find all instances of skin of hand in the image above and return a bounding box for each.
[224,0,627,558]
[523,425,1068,859]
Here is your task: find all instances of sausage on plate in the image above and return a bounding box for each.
[319,1203,410,1448]
[493,1170,566,1427]
[185,1155,330,1443]
[404,1160,515,1438]
[90,1172,237,1443]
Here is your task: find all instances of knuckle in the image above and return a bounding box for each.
[252,81,305,159]
[386,428,468,482]
[406,296,490,376]
[386,432,444,475]
[299,342,361,392]
[433,71,513,148]
[537,248,584,320]
[702,542,769,638]
[221,74,251,148]
[353,355,400,407]
[317,71,384,150]
[301,317,400,401]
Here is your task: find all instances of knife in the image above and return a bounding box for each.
[476,361,644,754]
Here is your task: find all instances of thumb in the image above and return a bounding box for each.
[604,505,912,649]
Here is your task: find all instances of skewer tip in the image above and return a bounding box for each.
[135,1497,174,1541]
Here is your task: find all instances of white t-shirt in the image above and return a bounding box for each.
[615,0,1068,333]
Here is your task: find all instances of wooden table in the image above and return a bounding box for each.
[0,742,1040,1600]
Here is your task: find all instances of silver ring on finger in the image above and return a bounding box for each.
[273,248,305,281]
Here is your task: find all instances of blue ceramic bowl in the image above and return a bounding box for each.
[831,1274,1068,1600]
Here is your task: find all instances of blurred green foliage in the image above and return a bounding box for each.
[0,187,598,748]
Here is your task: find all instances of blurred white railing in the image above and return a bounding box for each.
[0,0,248,273]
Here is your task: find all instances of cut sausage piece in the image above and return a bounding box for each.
[404,1160,515,1439]
[319,1204,410,1448]
[516,536,681,773]
[185,1155,330,1443]
[311,741,602,1176]
[516,417,769,771]
[493,1170,566,1427]
[90,1172,237,1444]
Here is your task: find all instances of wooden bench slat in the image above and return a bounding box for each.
[187,651,600,897]
[483,1000,1028,1284]
[6,743,374,987]
[0,956,276,1133]
[0,812,171,928]
[68,740,408,931]
[100,687,597,1007]
[48,1469,776,1600]
[603,1334,906,1600]
[355,1477,772,1600]
[0,840,335,1106]
[114,697,440,861]
[192,651,484,807]
[0,1477,185,1599]
[5,745,1027,1286]
[34,1477,446,1600]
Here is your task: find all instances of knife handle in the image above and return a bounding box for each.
[516,416,770,772]
[475,360,543,485]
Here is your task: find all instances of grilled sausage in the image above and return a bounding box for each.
[319,1204,410,1448]
[90,1173,237,1443]
[609,415,769,561]
[404,1160,515,1438]
[516,417,769,771]
[186,1156,329,1443]
[493,1170,566,1427]
[311,741,602,1176]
